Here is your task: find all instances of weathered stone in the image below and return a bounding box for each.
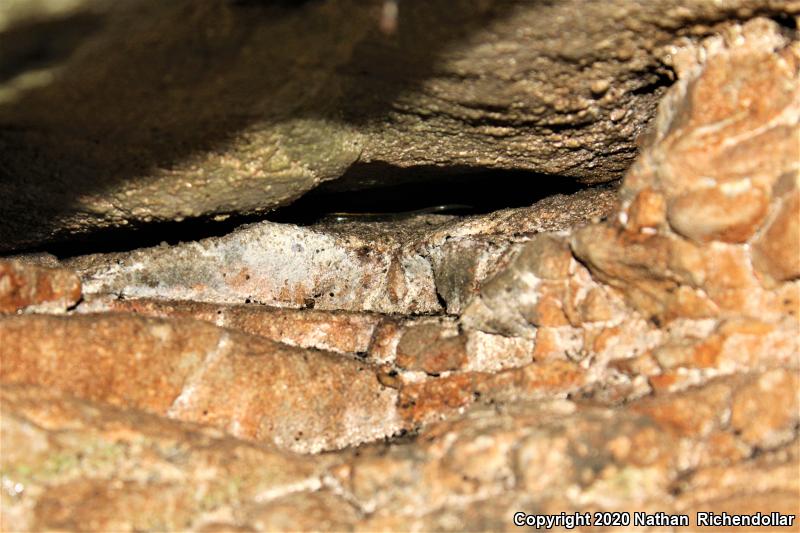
[0,260,81,313]
[428,239,500,315]
[65,219,442,315]
[245,491,361,532]
[0,314,402,453]
[667,184,770,243]
[729,368,800,449]
[626,187,666,233]
[0,383,334,532]
[752,188,800,283]
[395,322,468,374]
[622,18,799,203]
[1,14,799,532]
[84,296,385,355]
[398,360,585,425]
[653,317,799,374]
[64,187,615,315]
[460,234,574,338]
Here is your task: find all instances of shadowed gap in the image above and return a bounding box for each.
[12,167,617,259]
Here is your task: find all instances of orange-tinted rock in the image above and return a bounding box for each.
[752,189,800,283]
[33,480,195,532]
[572,224,691,320]
[0,383,333,532]
[667,184,769,243]
[395,323,468,374]
[635,19,799,199]
[90,296,383,355]
[626,187,666,232]
[529,281,570,327]
[0,314,401,452]
[398,373,475,424]
[245,491,361,532]
[398,360,585,425]
[460,234,575,337]
[2,17,799,531]
[730,369,799,449]
[524,234,573,280]
[674,439,799,522]
[576,286,617,323]
[0,260,81,313]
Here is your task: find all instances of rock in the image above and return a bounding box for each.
[65,218,443,315]
[573,18,800,324]
[460,234,574,338]
[5,370,798,530]
[0,259,81,313]
[1,1,797,250]
[62,186,615,315]
[0,313,402,453]
[626,187,667,233]
[0,383,334,532]
[83,296,386,355]
[667,184,769,243]
[752,188,800,283]
[395,322,468,374]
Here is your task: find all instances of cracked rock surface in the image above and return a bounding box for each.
[1,13,799,533]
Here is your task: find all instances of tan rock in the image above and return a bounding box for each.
[730,369,800,449]
[626,187,667,232]
[86,296,384,355]
[395,322,468,374]
[4,2,791,251]
[0,260,81,313]
[0,314,402,452]
[245,491,361,532]
[752,189,800,283]
[667,184,769,243]
[0,383,332,532]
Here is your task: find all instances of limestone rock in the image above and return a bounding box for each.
[573,18,800,324]
[752,188,800,283]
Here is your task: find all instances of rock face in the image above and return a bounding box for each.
[63,187,616,314]
[0,260,81,313]
[1,14,799,533]
[1,0,798,250]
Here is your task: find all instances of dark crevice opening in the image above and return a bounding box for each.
[630,69,675,96]
[4,166,615,259]
[768,12,798,31]
[268,164,600,225]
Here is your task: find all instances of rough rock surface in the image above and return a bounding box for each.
[1,0,798,250]
[63,187,616,314]
[0,313,403,453]
[1,16,799,533]
[0,260,81,313]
